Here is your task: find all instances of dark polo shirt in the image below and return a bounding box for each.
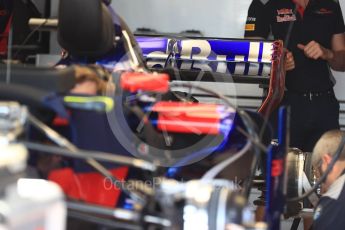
[313,173,345,230]
[245,0,345,92]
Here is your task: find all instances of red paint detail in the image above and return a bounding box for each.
[152,102,226,134]
[318,8,333,14]
[292,0,305,18]
[0,15,12,55]
[258,40,285,116]
[49,167,128,207]
[271,159,284,177]
[120,72,169,93]
[277,8,293,15]
[297,6,305,18]
[52,116,70,126]
[53,111,71,126]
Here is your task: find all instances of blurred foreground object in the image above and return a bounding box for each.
[0,102,66,230]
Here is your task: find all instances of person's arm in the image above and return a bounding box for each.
[326,34,345,72]
[297,1,345,71]
[297,34,345,72]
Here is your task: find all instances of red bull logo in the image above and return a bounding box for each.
[277,14,296,22]
[277,8,293,15]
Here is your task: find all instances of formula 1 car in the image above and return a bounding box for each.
[0,0,323,230]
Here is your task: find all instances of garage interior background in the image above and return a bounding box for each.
[35,0,345,129]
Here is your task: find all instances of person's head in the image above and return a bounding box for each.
[312,130,345,192]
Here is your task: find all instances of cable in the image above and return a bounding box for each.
[23,141,157,172]
[122,30,145,71]
[67,202,140,221]
[27,113,146,205]
[163,52,174,68]
[237,126,268,153]
[68,201,171,227]
[68,211,142,230]
[201,140,252,181]
[169,82,258,141]
[283,5,298,49]
[13,19,48,60]
[169,82,262,198]
[6,24,13,84]
[287,134,345,202]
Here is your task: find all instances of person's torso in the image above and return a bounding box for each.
[267,0,341,92]
[313,174,345,230]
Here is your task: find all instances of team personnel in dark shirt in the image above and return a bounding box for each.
[245,0,345,152]
[312,130,345,230]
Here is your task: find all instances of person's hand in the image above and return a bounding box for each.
[285,49,295,71]
[297,40,334,60]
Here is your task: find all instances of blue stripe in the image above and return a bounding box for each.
[258,42,264,63]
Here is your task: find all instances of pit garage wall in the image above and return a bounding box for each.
[111,0,252,38]
[112,0,345,129]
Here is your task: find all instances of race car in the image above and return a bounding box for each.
[2,1,295,229]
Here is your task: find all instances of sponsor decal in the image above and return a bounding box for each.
[271,159,284,177]
[277,8,293,15]
[276,8,296,22]
[315,8,333,14]
[276,14,296,22]
[247,17,256,22]
[245,24,255,31]
[138,37,273,75]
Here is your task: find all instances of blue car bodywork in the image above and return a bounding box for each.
[137,36,273,77]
